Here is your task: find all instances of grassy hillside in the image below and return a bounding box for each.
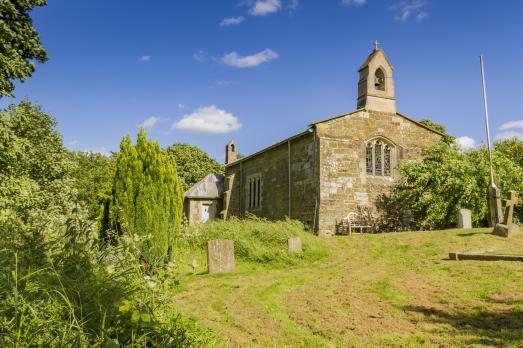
[169,228,523,347]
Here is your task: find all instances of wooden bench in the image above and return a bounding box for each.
[337,212,373,236]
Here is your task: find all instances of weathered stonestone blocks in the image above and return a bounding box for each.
[207,239,235,274]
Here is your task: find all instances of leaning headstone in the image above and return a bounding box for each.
[493,190,520,238]
[287,237,302,253]
[207,239,235,273]
[457,209,472,229]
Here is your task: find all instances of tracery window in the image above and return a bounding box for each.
[374,68,385,91]
[365,139,394,177]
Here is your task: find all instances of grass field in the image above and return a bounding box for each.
[169,228,523,347]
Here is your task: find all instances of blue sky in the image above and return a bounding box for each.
[2,0,523,160]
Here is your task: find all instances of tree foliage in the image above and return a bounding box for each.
[419,118,456,144]
[102,129,183,264]
[70,151,116,220]
[0,100,73,231]
[165,143,223,192]
[0,0,48,97]
[380,139,523,230]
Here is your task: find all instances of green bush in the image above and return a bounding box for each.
[101,129,183,264]
[174,217,326,272]
[379,139,523,230]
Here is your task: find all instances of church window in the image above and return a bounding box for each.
[374,141,382,176]
[365,144,373,175]
[374,68,385,91]
[384,146,391,176]
[247,174,262,210]
[365,139,394,177]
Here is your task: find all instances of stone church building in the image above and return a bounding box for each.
[185,44,443,236]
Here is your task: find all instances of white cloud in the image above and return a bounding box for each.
[220,48,278,68]
[193,50,208,63]
[341,0,367,7]
[172,105,242,134]
[220,16,245,26]
[456,136,476,150]
[83,147,112,157]
[499,119,523,130]
[138,55,152,62]
[495,131,523,142]
[392,0,428,22]
[138,116,159,129]
[177,103,185,109]
[249,0,282,16]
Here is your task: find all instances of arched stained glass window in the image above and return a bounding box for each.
[365,139,394,177]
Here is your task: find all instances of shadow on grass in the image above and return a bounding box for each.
[403,304,523,346]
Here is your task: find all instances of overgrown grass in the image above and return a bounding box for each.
[173,217,327,274]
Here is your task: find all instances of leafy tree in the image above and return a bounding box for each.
[419,118,455,144]
[165,143,223,192]
[380,140,523,230]
[1,0,48,97]
[102,129,183,264]
[70,151,116,220]
[0,100,73,230]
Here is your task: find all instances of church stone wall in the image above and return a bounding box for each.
[316,110,442,236]
[224,132,318,230]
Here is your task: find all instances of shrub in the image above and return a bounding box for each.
[101,129,183,264]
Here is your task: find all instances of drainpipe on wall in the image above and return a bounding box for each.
[288,139,291,219]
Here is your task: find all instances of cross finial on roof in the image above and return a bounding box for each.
[374,40,379,51]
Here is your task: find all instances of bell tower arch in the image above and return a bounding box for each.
[357,41,396,113]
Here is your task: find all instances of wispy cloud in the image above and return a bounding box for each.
[495,119,523,141]
[137,116,159,129]
[289,0,299,10]
[138,55,152,62]
[249,0,282,16]
[456,136,476,150]
[172,105,242,134]
[220,48,278,68]
[193,50,208,63]
[499,119,523,130]
[341,0,367,7]
[392,0,428,22]
[177,103,185,109]
[220,16,245,26]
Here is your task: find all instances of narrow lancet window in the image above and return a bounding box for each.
[374,141,382,176]
[366,144,373,175]
[384,146,391,176]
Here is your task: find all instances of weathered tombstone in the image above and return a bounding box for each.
[207,239,235,273]
[457,209,472,229]
[492,190,520,237]
[287,237,302,253]
[487,184,503,227]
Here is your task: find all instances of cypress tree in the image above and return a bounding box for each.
[102,128,183,263]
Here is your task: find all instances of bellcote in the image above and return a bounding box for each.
[357,41,396,113]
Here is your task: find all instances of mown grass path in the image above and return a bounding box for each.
[171,229,523,347]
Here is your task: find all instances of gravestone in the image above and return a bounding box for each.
[487,184,503,227]
[457,209,472,229]
[287,237,302,253]
[492,190,520,238]
[207,239,235,273]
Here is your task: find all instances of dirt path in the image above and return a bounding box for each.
[171,230,523,347]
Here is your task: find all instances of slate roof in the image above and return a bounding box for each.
[184,174,225,199]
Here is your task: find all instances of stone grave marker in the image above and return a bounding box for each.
[207,239,235,274]
[288,237,302,253]
[457,209,472,229]
[493,190,520,237]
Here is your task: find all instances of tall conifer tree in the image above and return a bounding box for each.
[102,129,182,263]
